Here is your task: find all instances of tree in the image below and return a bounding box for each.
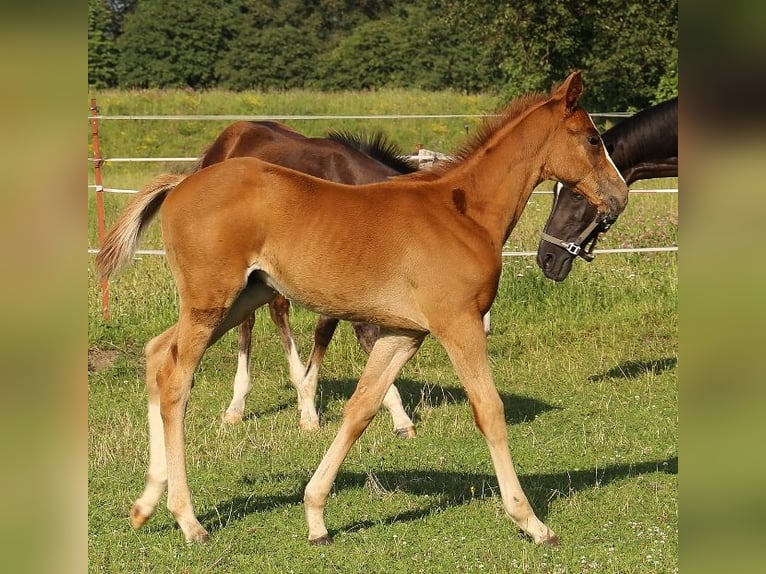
[218,24,321,90]
[115,0,238,89]
[313,2,497,92]
[214,0,324,90]
[653,46,678,104]
[438,0,677,109]
[579,0,678,110]
[94,0,677,106]
[88,0,119,88]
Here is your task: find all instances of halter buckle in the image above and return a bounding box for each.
[565,242,582,256]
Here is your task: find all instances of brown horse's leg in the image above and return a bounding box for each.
[434,313,557,545]
[129,325,176,530]
[351,322,379,354]
[381,385,416,438]
[304,330,424,543]
[482,311,491,335]
[268,295,306,386]
[296,316,339,431]
[352,322,416,438]
[223,312,255,424]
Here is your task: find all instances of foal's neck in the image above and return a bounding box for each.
[446,117,549,248]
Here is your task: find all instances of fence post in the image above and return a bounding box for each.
[90,98,110,321]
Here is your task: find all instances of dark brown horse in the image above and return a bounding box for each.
[196,121,419,436]
[97,72,628,545]
[537,96,678,280]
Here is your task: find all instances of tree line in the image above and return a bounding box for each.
[88,0,677,111]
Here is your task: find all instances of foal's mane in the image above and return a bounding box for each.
[326,129,418,174]
[413,90,551,178]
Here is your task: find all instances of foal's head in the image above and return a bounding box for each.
[541,71,628,223]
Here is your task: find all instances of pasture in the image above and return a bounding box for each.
[87,89,677,573]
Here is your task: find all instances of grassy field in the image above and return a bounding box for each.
[87,89,677,573]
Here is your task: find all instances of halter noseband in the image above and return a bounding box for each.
[539,217,611,262]
[538,182,614,262]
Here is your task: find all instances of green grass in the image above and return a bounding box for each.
[88,90,677,573]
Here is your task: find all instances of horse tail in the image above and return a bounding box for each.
[95,173,187,281]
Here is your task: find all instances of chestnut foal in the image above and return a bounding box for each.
[97,72,627,545]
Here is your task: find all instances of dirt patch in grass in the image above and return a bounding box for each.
[88,347,120,372]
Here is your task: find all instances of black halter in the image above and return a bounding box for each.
[539,183,612,262]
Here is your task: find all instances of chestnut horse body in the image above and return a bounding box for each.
[96,72,628,545]
[196,120,419,435]
[537,96,678,280]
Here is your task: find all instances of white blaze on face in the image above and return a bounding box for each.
[587,113,625,184]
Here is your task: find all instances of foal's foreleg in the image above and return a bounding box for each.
[304,330,424,543]
[353,322,416,438]
[437,315,557,545]
[223,312,255,424]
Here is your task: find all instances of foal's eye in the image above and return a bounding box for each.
[587,135,601,147]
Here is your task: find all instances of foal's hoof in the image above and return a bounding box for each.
[129,503,151,530]
[394,425,417,439]
[308,534,333,545]
[184,528,210,545]
[222,410,244,424]
[542,533,560,546]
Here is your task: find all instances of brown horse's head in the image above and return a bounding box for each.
[541,71,628,224]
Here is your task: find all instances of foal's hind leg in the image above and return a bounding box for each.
[130,315,222,543]
[223,312,255,424]
[129,325,175,529]
[133,276,276,543]
[156,313,219,543]
[353,322,416,438]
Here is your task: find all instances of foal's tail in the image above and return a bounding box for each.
[95,173,187,281]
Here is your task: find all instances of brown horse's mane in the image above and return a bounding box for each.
[409,90,550,179]
[325,129,418,174]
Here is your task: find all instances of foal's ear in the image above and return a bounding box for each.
[555,70,584,114]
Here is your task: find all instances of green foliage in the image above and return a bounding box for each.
[654,47,679,104]
[442,0,678,109]
[88,0,119,88]
[115,0,238,89]
[314,3,499,93]
[93,0,677,108]
[579,0,678,110]
[218,24,321,90]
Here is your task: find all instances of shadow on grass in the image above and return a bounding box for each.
[317,377,558,426]
[195,455,676,537]
[588,356,677,381]
[326,455,677,535]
